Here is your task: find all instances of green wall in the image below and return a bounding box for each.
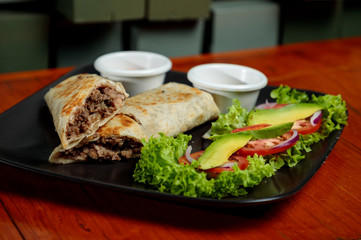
[0,0,360,73]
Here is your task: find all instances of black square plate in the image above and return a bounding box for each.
[0,64,344,207]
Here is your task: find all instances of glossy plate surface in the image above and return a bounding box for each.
[0,64,344,207]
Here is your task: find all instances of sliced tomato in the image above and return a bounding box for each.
[229,155,249,170]
[235,130,297,157]
[178,151,249,178]
[231,122,296,157]
[232,124,271,133]
[179,151,204,165]
[206,155,249,172]
[292,118,322,135]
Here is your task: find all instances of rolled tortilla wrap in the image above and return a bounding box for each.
[49,82,220,164]
[44,74,128,150]
[49,113,145,164]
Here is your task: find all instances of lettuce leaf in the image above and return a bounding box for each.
[310,94,348,137]
[133,133,214,197]
[212,154,280,198]
[270,85,348,139]
[210,99,248,137]
[270,84,309,103]
[269,85,348,167]
[133,133,279,198]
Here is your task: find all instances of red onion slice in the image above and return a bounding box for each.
[185,145,194,163]
[271,130,299,149]
[310,110,322,126]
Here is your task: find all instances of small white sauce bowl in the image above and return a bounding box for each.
[94,51,172,96]
[187,63,268,113]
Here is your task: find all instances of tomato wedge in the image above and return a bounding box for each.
[293,118,322,135]
[235,132,296,156]
[179,151,204,165]
[233,126,298,157]
[179,151,249,178]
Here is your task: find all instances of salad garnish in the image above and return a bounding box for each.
[133,85,348,199]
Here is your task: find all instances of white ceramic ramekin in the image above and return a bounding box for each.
[187,63,268,113]
[94,51,172,96]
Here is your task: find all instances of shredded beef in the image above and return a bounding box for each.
[66,86,125,140]
[63,136,142,161]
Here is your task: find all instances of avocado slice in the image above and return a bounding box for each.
[241,122,293,140]
[198,134,252,170]
[247,103,323,126]
[210,122,293,141]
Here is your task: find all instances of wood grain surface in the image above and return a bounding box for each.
[0,37,360,240]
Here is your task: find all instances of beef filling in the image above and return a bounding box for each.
[62,136,143,161]
[66,86,125,140]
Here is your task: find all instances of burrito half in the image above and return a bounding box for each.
[49,82,220,164]
[45,74,128,150]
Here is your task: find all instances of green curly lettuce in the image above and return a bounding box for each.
[270,85,348,139]
[310,94,348,136]
[133,133,279,199]
[212,155,283,198]
[270,84,309,103]
[133,133,214,197]
[269,85,348,167]
[210,99,248,137]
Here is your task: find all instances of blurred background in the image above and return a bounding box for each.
[0,0,360,74]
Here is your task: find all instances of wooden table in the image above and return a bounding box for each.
[1,37,360,239]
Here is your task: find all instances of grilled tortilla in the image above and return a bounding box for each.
[45,74,128,150]
[49,82,220,164]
